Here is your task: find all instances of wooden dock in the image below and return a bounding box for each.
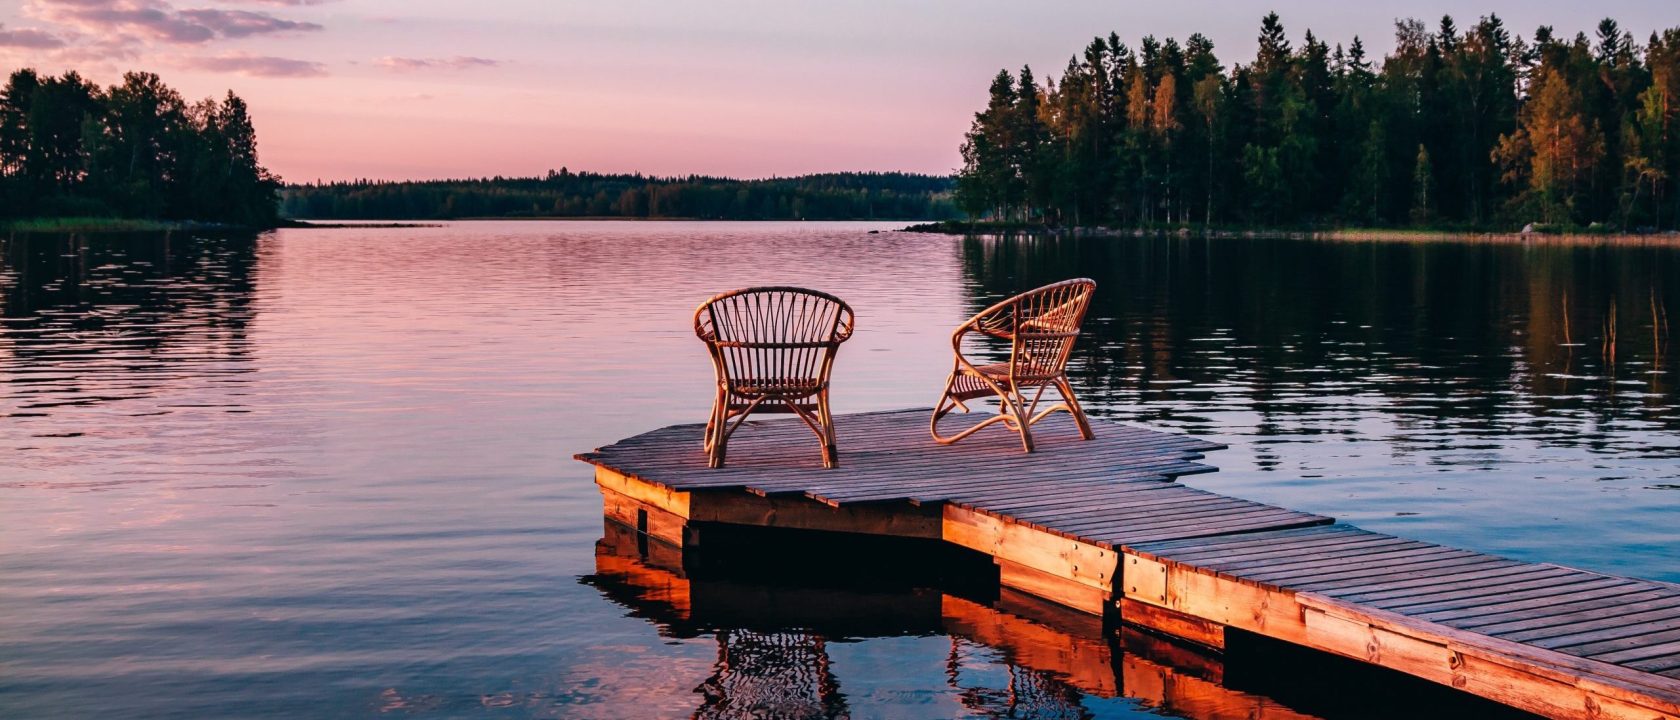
[576,409,1680,719]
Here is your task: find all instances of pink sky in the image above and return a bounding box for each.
[2,0,1674,182]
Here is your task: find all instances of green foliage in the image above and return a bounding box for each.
[0,68,280,227]
[281,170,958,221]
[956,14,1680,231]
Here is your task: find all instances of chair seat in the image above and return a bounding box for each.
[956,362,1060,383]
[962,362,1012,379]
[728,377,823,397]
[949,363,1061,401]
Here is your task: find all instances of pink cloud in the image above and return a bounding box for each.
[0,24,68,48]
[178,8,320,38]
[24,0,320,45]
[181,52,326,77]
[374,55,499,72]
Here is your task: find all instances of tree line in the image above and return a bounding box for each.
[0,69,282,227]
[956,13,1680,231]
[281,171,960,221]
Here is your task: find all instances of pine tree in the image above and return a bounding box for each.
[956,69,1018,219]
[1411,144,1435,222]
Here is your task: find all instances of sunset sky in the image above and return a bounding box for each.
[2,0,1674,182]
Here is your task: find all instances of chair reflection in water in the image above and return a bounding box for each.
[691,630,1085,720]
[695,629,849,720]
[946,637,1088,719]
[930,278,1097,452]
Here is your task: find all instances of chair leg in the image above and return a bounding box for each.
[708,426,727,468]
[1015,408,1035,452]
[817,389,837,469]
[1005,388,1035,453]
[929,371,965,443]
[703,386,723,451]
[1055,377,1094,440]
[707,389,729,469]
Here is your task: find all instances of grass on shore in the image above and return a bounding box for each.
[2,216,183,232]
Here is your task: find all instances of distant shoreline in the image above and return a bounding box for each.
[287,216,931,223]
[899,221,1680,246]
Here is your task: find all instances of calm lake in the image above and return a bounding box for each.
[2,221,1677,718]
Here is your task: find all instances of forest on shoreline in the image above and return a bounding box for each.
[955,14,1680,232]
[0,69,281,228]
[280,172,959,221]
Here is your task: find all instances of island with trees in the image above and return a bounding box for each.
[0,69,281,230]
[947,14,1680,233]
[280,171,960,221]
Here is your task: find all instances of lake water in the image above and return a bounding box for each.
[2,221,1676,718]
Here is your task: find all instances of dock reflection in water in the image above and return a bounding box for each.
[584,520,1533,719]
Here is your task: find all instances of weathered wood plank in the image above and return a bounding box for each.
[1599,642,1680,666]
[1429,587,1678,626]
[1499,601,1680,644]
[1342,566,1585,605]
[1194,536,1426,570]
[1546,627,1680,657]
[1477,595,1680,638]
[1391,577,1638,616]
[1277,555,1516,589]
[1232,546,1480,582]
[1377,574,1634,612]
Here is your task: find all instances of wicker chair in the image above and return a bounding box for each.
[695,287,855,469]
[930,278,1096,452]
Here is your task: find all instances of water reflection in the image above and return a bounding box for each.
[1,223,1673,717]
[1,231,275,491]
[959,234,1678,432]
[2,230,259,372]
[585,520,1541,719]
[696,630,847,719]
[957,234,1680,577]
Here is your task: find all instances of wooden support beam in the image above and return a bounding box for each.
[994,558,1108,615]
[596,467,691,518]
[1116,597,1226,651]
[601,486,690,547]
[943,503,1117,614]
[691,491,942,539]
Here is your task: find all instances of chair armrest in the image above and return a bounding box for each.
[948,319,992,377]
[693,303,718,342]
[834,307,856,343]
